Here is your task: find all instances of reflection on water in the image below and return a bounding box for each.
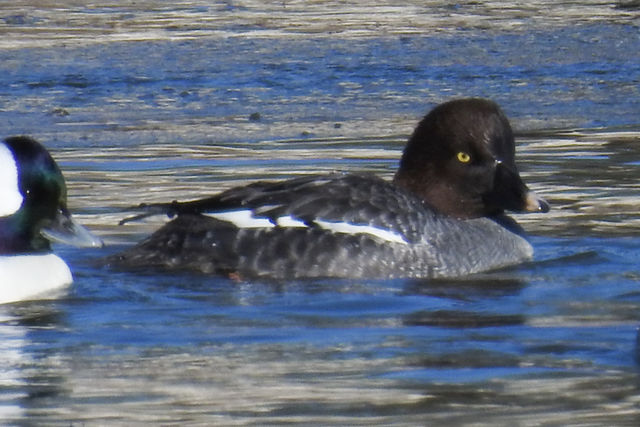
[1,1,640,425]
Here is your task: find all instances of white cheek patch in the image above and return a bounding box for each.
[204,210,408,245]
[0,143,24,217]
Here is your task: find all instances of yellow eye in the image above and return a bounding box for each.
[456,152,471,163]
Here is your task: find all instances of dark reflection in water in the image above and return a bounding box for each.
[1,1,640,425]
[403,275,527,301]
[404,310,526,328]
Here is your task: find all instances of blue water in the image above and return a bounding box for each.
[1,3,640,424]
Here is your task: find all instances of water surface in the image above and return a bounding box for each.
[1,2,640,425]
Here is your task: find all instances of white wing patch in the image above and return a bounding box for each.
[314,219,408,244]
[0,143,24,217]
[275,215,307,228]
[206,210,273,228]
[205,210,408,245]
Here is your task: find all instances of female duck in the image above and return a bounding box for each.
[112,98,549,279]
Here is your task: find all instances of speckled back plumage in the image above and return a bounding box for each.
[111,173,532,279]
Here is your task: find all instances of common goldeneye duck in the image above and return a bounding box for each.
[0,136,103,304]
[111,98,549,279]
